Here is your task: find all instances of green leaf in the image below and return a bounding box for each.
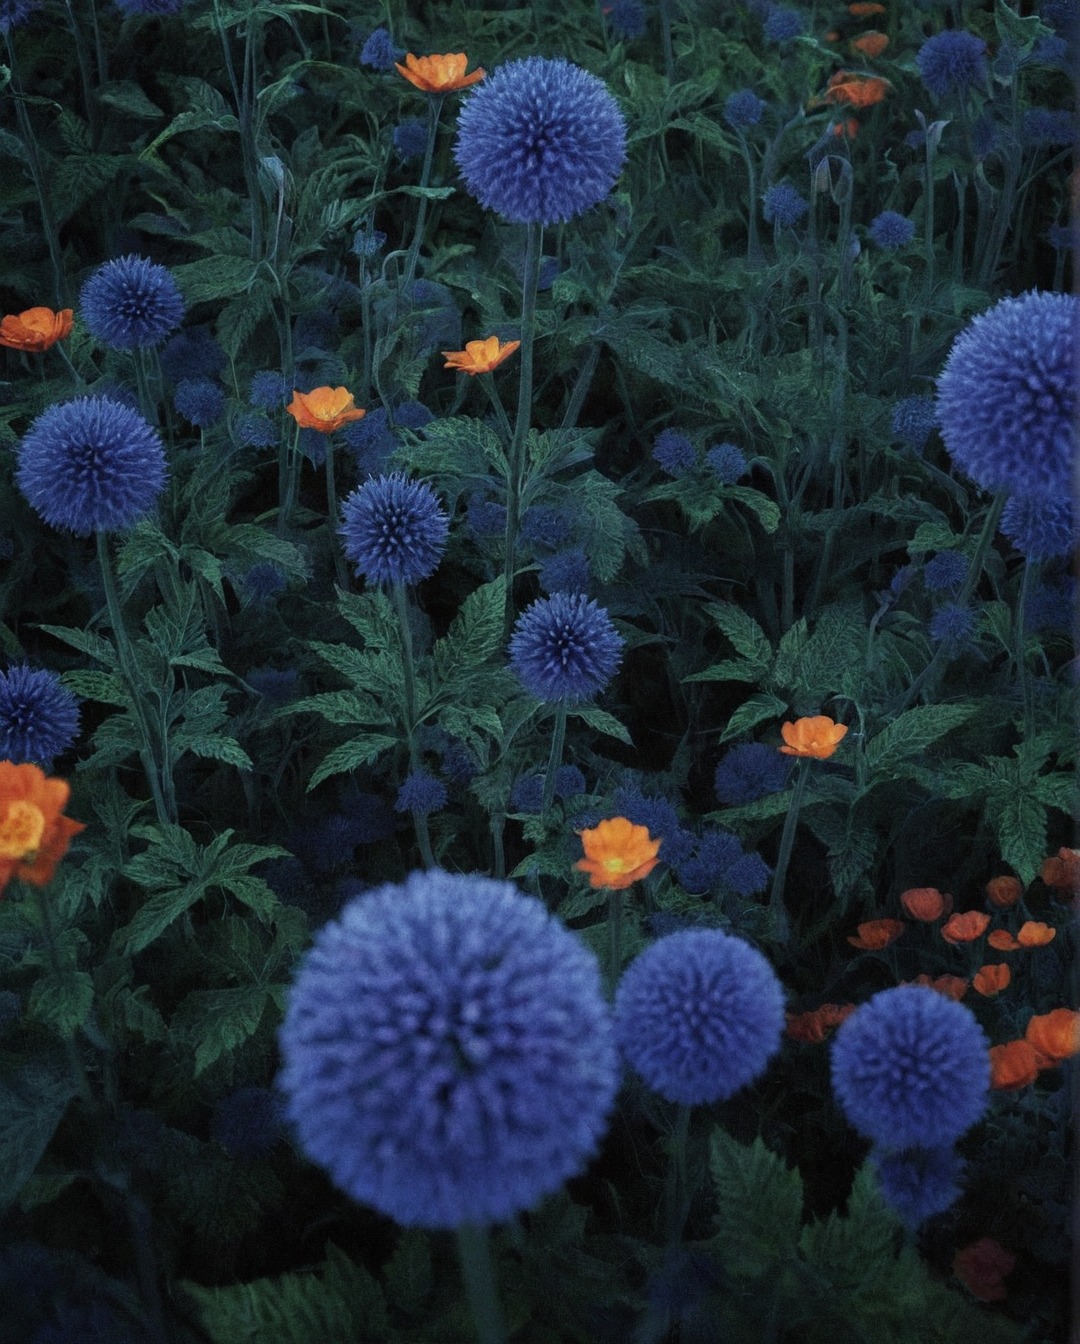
[175,733,253,770]
[35,623,117,668]
[97,80,165,119]
[0,1050,79,1213]
[334,587,399,652]
[172,255,257,306]
[60,669,129,706]
[864,703,978,776]
[307,734,399,790]
[683,658,764,684]
[704,602,773,669]
[28,970,94,1038]
[725,484,781,533]
[431,578,506,691]
[988,790,1047,886]
[172,986,272,1076]
[570,706,633,745]
[799,1163,899,1295]
[384,1228,433,1315]
[710,1129,804,1277]
[283,690,385,726]
[719,692,788,743]
[112,880,205,957]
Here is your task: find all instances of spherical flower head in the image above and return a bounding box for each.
[466,493,507,540]
[1021,107,1074,148]
[0,761,85,895]
[454,57,627,226]
[359,26,401,71]
[611,785,694,868]
[276,869,619,1228]
[614,929,785,1105]
[159,325,225,383]
[676,830,770,897]
[509,593,624,703]
[249,370,288,409]
[16,396,167,535]
[393,117,428,161]
[173,378,225,428]
[0,0,41,32]
[395,771,448,816]
[724,89,766,130]
[236,412,278,449]
[830,986,990,1149]
[779,715,847,758]
[923,550,967,592]
[606,0,647,39]
[869,210,915,249]
[576,816,661,889]
[520,504,574,551]
[286,386,366,434]
[339,473,449,586]
[705,442,748,483]
[929,602,976,648]
[0,307,73,353]
[916,31,988,99]
[79,254,184,351]
[714,742,791,804]
[891,394,937,452]
[652,428,695,477]
[870,1145,964,1230]
[0,667,80,765]
[762,183,809,228]
[999,493,1077,561]
[539,547,590,595]
[763,6,804,42]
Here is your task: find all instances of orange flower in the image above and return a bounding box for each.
[285,386,366,434]
[989,1040,1042,1091]
[899,886,950,921]
[903,973,969,1000]
[0,306,74,352]
[985,875,1022,908]
[1040,847,1080,890]
[395,53,485,93]
[953,1238,1015,1302]
[823,71,892,109]
[575,817,661,890]
[1024,1008,1080,1062]
[972,964,1010,997]
[987,929,1021,952]
[940,910,990,944]
[831,118,859,139]
[785,1002,855,1042]
[850,31,889,57]
[848,2,886,13]
[778,715,848,758]
[442,336,521,376]
[1016,920,1055,947]
[847,918,904,950]
[0,761,85,895]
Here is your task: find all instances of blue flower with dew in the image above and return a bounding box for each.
[915,31,988,98]
[869,211,915,250]
[211,1087,283,1161]
[173,378,225,428]
[540,547,591,595]
[705,442,748,483]
[509,593,623,703]
[339,473,449,586]
[890,394,937,451]
[922,551,967,593]
[454,56,627,226]
[762,183,809,228]
[0,667,80,765]
[830,986,990,1149]
[936,291,1078,500]
[724,89,766,130]
[249,371,288,409]
[395,771,448,816]
[17,396,167,535]
[869,1145,964,1230]
[359,26,400,70]
[277,869,619,1228]
[999,494,1077,562]
[714,742,791,805]
[614,929,785,1105]
[80,254,184,350]
[652,428,695,477]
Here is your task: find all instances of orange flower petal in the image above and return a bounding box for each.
[850,31,889,57]
[985,875,1022,908]
[989,1040,1042,1090]
[1024,1008,1080,1061]
[778,715,848,758]
[1016,920,1055,947]
[846,918,904,950]
[987,929,1021,952]
[940,910,990,944]
[442,336,521,376]
[823,71,891,109]
[902,973,969,1000]
[972,963,1011,996]
[785,1003,856,1043]
[395,52,485,93]
[848,2,886,13]
[899,886,950,921]
[575,816,661,890]
[286,386,366,433]
[0,306,74,352]
[1040,847,1080,890]
[0,762,84,896]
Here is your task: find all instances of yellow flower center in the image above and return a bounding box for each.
[0,800,46,861]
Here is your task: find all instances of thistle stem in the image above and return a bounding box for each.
[401,94,445,292]
[539,703,567,824]
[766,759,808,943]
[392,581,436,869]
[455,1223,506,1344]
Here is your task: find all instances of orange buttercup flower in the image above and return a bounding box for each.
[0,306,74,352]
[286,386,366,434]
[940,910,990,944]
[0,761,85,895]
[575,816,661,891]
[1024,1008,1080,1062]
[847,918,904,950]
[953,1238,1015,1302]
[442,336,521,376]
[985,875,1022,908]
[395,53,485,94]
[987,929,1021,952]
[1016,920,1055,947]
[899,886,951,921]
[903,973,969,1000]
[972,963,1011,997]
[989,1040,1042,1091]
[1040,847,1080,890]
[785,1002,855,1042]
[823,71,892,109]
[850,31,889,57]
[848,2,886,13]
[779,715,847,759]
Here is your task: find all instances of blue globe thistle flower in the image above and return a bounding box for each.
[454,56,627,226]
[869,1145,964,1230]
[614,929,785,1105]
[830,986,990,1149]
[241,562,287,603]
[392,400,434,431]
[723,89,766,131]
[339,473,450,586]
[1020,107,1073,148]
[1033,33,1069,65]
[440,739,477,784]
[714,742,791,805]
[159,325,225,384]
[890,394,937,452]
[1025,576,1074,632]
[359,26,400,70]
[338,788,396,845]
[343,407,396,476]
[611,784,695,867]
[395,771,448,816]
[763,6,804,42]
[652,428,696,477]
[509,593,624,703]
[235,412,278,449]
[929,602,976,648]
[211,1086,283,1161]
[676,830,771,897]
[510,773,545,813]
[277,869,619,1228]
[922,551,967,593]
[173,378,225,428]
[353,225,387,259]
[969,113,998,159]
[644,911,695,939]
[17,396,167,535]
[1042,0,1079,33]
[936,291,1079,500]
[1000,493,1077,561]
[539,547,591,595]
[705,442,748,483]
[0,666,80,764]
[869,211,915,250]
[466,493,508,541]
[606,0,647,39]
[249,370,288,409]
[520,504,574,551]
[762,183,809,228]
[114,0,186,11]
[393,117,429,162]
[916,31,988,98]
[0,0,40,31]
[80,254,185,350]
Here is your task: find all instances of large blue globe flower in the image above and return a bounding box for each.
[831,986,990,1150]
[16,396,167,535]
[338,472,449,586]
[869,1145,964,1230]
[613,929,785,1105]
[454,56,627,225]
[509,593,624,703]
[80,254,185,351]
[277,870,619,1229]
[936,291,1078,501]
[0,666,80,765]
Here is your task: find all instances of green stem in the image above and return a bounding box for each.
[279,421,301,533]
[540,703,567,824]
[34,884,96,1108]
[479,371,514,445]
[455,1224,506,1344]
[607,887,624,991]
[401,95,445,292]
[737,134,761,264]
[323,435,349,588]
[391,582,436,869]
[133,349,157,424]
[766,759,808,943]
[663,1102,691,1244]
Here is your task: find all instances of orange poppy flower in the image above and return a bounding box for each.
[1040,847,1080,890]
[1024,1008,1080,1062]
[1016,920,1055,947]
[850,31,889,57]
[987,929,1021,952]
[778,715,848,758]
[395,53,485,94]
[575,816,661,890]
[940,910,990,944]
[0,761,85,895]
[785,1002,855,1042]
[899,886,950,921]
[972,964,1010,997]
[0,306,74,352]
[823,71,892,109]
[285,387,366,434]
[985,875,1022,908]
[847,918,904,950]
[953,1238,1015,1302]
[903,973,969,1000]
[989,1040,1042,1091]
[442,336,521,376]
[848,2,886,13]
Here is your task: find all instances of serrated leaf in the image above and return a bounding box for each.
[28,970,94,1038]
[865,703,978,776]
[0,1050,79,1213]
[173,986,271,1076]
[113,881,205,957]
[283,690,385,726]
[705,602,773,668]
[307,734,399,790]
[97,80,165,119]
[172,255,257,306]
[431,577,506,690]
[683,658,764,684]
[710,1129,804,1278]
[35,623,117,668]
[726,485,781,533]
[988,789,1047,886]
[719,692,788,743]
[60,668,129,706]
[334,587,399,651]
[176,733,253,770]
[571,706,632,744]
[799,1163,899,1294]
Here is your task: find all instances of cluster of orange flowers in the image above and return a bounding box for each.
[0,762,83,897]
[990,1008,1080,1090]
[814,2,892,139]
[0,306,73,352]
[785,1002,856,1042]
